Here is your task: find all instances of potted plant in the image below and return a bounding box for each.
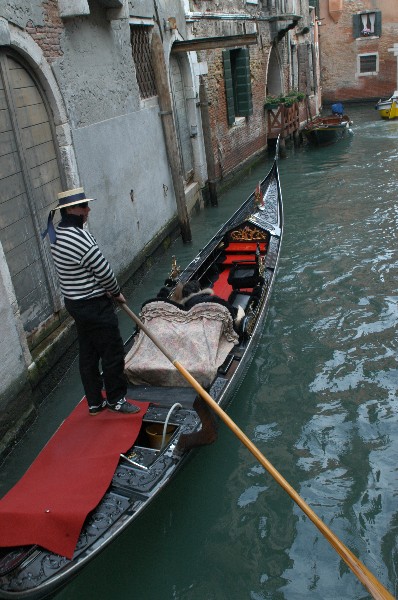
[264,90,306,110]
[264,95,281,109]
[284,90,306,106]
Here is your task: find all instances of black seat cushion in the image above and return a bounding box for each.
[227,262,262,289]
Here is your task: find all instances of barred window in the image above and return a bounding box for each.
[130,25,157,99]
[359,54,377,74]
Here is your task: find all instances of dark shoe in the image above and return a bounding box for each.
[107,398,140,414]
[89,399,107,415]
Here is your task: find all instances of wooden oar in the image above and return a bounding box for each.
[120,302,394,600]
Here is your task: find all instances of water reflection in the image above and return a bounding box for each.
[272,106,398,599]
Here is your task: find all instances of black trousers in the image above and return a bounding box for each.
[65,295,127,408]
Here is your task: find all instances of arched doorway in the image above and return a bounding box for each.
[267,46,283,96]
[0,49,62,340]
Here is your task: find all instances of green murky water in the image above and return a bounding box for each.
[2,105,398,599]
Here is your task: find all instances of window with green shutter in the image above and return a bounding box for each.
[223,48,253,126]
[352,11,382,38]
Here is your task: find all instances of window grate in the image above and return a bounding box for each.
[360,54,377,73]
[130,26,157,99]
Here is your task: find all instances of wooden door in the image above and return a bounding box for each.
[0,50,62,338]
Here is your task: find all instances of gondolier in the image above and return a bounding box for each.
[42,187,140,416]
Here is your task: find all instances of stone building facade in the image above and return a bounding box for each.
[187,0,320,180]
[0,0,319,456]
[318,0,398,102]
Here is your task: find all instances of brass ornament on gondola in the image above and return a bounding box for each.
[256,243,266,276]
[230,225,268,242]
[169,255,181,281]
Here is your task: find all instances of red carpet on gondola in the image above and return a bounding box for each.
[0,398,148,559]
[212,268,233,300]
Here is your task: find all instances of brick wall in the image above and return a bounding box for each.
[319,0,397,102]
[198,24,274,180]
[25,1,63,62]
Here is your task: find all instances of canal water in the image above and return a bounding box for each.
[1,104,398,599]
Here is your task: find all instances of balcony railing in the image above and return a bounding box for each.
[267,103,300,139]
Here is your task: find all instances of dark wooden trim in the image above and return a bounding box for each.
[171,34,257,53]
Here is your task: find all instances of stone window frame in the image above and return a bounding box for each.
[356,53,379,77]
[352,11,382,39]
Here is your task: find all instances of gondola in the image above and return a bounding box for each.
[302,113,352,146]
[0,148,283,599]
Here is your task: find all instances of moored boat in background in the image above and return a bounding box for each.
[375,92,398,119]
[302,113,352,146]
[0,147,283,599]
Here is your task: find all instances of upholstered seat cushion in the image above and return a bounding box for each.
[124,301,239,388]
[227,262,262,289]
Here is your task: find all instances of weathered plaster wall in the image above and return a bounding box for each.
[2,0,194,277]
[2,1,44,26]
[0,242,34,446]
[46,1,192,270]
[71,104,176,273]
[4,0,190,278]
[0,244,30,396]
[51,5,141,128]
[0,0,197,454]
[127,0,151,17]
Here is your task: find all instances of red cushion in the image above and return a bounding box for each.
[222,254,257,265]
[212,269,233,300]
[226,242,267,253]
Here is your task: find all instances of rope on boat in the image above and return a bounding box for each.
[120,454,149,470]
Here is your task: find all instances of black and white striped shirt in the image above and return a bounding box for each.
[51,216,120,300]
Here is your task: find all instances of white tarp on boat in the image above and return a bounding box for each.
[124,301,239,387]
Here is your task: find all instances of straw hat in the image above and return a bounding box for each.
[55,187,95,209]
[42,187,95,243]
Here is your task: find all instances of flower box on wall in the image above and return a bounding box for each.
[264,91,306,111]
